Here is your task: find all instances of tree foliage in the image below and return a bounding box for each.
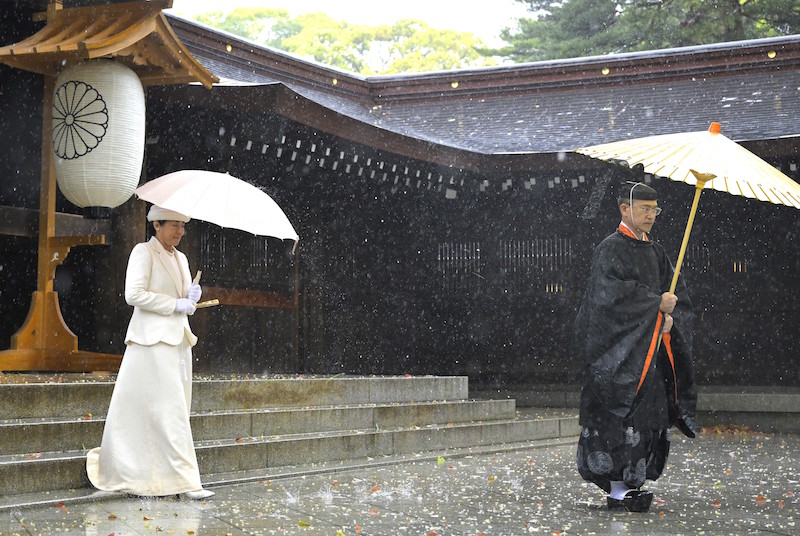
[194,9,496,74]
[496,0,800,62]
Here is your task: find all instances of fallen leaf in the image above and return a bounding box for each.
[144,515,154,521]
[428,531,439,536]
[369,509,379,516]
[371,486,381,492]
[488,476,496,482]
[83,413,92,420]
[298,520,311,527]
[235,437,244,443]
[712,499,721,508]
[756,495,767,505]
[355,525,362,534]
[108,514,117,520]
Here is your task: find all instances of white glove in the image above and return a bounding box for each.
[175,298,196,314]
[187,283,202,303]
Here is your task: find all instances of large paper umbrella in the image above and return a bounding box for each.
[135,170,299,242]
[575,122,800,292]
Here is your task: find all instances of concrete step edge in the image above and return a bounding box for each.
[0,398,513,425]
[193,415,568,448]
[0,436,577,512]
[0,399,520,455]
[0,418,570,495]
[0,375,471,419]
[0,414,569,465]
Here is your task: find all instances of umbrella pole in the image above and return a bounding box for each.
[668,172,714,293]
[644,172,715,397]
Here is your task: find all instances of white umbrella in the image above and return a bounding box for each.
[135,170,299,242]
[575,122,800,292]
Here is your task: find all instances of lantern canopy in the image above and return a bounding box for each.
[53,59,145,216]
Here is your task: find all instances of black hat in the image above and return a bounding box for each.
[618,181,657,206]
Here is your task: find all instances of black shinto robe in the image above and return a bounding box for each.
[574,227,697,445]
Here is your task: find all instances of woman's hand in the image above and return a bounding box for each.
[187,284,202,303]
[175,298,196,315]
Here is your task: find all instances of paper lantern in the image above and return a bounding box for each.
[52,59,145,217]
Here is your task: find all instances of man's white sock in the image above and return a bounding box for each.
[610,480,629,500]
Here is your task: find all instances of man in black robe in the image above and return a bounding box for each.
[574,181,697,512]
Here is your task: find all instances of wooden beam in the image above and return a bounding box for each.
[0,205,113,239]
[203,286,297,309]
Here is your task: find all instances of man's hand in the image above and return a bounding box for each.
[660,292,677,314]
[661,313,673,333]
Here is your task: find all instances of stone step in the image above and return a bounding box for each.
[0,414,580,496]
[474,385,800,433]
[0,436,580,513]
[0,375,469,419]
[1,399,515,456]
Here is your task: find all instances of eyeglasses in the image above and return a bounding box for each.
[632,205,662,216]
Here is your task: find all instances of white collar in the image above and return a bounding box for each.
[620,220,646,241]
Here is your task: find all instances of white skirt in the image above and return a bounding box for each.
[86,339,202,496]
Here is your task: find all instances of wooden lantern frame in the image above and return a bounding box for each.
[0,0,217,372]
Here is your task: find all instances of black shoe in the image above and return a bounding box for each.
[607,489,654,512]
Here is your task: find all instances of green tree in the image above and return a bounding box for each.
[195,8,295,47]
[375,20,493,74]
[495,0,800,62]
[280,13,375,73]
[192,10,495,74]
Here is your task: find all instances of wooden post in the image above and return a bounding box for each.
[0,75,121,372]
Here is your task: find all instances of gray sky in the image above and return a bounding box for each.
[167,0,531,47]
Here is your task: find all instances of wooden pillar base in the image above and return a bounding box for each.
[0,348,122,372]
[0,290,121,372]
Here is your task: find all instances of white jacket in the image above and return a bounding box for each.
[124,236,198,347]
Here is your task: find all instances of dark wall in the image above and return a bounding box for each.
[144,100,800,386]
[2,32,798,386]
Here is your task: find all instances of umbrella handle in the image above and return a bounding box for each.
[657,175,711,376]
[669,172,714,294]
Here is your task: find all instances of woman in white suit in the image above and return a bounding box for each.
[86,205,214,500]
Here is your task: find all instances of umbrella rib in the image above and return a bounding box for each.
[576,129,800,211]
